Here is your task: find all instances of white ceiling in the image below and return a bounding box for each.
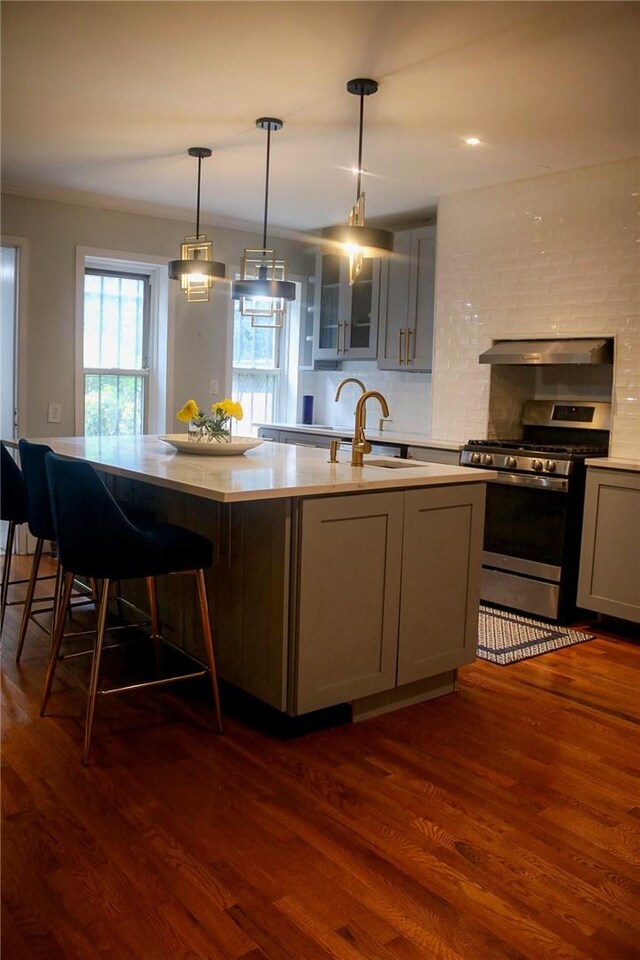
[2,1,639,237]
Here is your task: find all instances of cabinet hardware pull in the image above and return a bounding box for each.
[398,328,405,365]
[336,321,343,354]
[406,327,413,365]
[227,504,232,567]
[343,321,349,353]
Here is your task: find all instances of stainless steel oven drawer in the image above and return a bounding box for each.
[481,568,560,621]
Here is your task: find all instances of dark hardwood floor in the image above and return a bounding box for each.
[2,555,640,959]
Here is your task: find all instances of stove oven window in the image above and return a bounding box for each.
[484,483,568,567]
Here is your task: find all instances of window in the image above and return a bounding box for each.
[231,282,301,433]
[231,302,280,429]
[82,269,150,435]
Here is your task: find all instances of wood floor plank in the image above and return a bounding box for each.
[2,554,640,959]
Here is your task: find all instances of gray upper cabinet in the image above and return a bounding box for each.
[377,225,436,371]
[313,252,381,361]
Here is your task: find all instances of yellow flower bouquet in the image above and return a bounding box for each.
[177,398,243,443]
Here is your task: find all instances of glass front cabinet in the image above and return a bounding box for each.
[313,252,381,361]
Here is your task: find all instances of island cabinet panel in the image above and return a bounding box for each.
[293,483,485,715]
[294,493,404,713]
[578,468,640,623]
[397,485,485,685]
[211,498,291,710]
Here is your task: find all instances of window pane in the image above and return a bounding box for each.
[84,273,146,370]
[84,374,144,436]
[232,371,277,435]
[232,306,278,369]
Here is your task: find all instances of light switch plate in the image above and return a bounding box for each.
[210,379,219,395]
[47,402,61,423]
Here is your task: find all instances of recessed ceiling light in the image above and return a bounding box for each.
[464,137,482,146]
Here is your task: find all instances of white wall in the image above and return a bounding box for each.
[431,158,640,459]
[0,193,312,437]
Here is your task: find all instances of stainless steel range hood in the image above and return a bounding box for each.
[479,338,613,365]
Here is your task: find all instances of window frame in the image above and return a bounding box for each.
[83,267,152,435]
[75,247,173,436]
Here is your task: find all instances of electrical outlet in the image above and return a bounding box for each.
[210,379,219,395]
[47,402,62,424]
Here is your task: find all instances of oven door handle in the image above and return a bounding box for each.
[488,472,568,492]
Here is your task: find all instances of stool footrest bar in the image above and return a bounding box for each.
[98,669,208,696]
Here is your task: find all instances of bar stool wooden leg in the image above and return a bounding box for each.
[82,578,111,766]
[0,519,17,634]
[16,537,44,663]
[48,561,64,655]
[195,568,223,734]
[146,576,162,676]
[40,570,74,716]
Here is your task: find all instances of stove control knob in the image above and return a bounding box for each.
[505,456,517,469]
[532,459,543,472]
[471,452,482,464]
[545,460,557,473]
[481,454,494,465]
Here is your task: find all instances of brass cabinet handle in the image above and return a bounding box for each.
[398,328,405,365]
[406,327,413,365]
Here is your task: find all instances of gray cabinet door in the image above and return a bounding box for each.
[257,427,280,442]
[279,430,333,449]
[295,492,404,713]
[377,226,435,371]
[313,252,380,361]
[377,229,412,369]
[578,468,640,623]
[397,484,484,684]
[406,227,435,371]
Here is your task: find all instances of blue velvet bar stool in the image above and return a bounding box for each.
[41,452,223,765]
[1,442,38,634]
[2,442,58,640]
[14,440,69,662]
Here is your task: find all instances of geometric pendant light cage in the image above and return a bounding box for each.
[321,79,393,284]
[168,147,225,303]
[231,118,296,328]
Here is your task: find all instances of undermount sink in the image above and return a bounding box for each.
[363,458,426,469]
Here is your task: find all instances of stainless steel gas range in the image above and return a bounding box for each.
[460,401,611,623]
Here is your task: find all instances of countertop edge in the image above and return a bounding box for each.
[585,457,640,473]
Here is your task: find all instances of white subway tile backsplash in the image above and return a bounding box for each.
[431,158,640,458]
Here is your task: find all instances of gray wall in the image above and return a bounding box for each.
[1,193,312,437]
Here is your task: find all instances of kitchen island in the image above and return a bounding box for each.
[22,435,494,719]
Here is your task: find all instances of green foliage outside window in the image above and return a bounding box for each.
[84,375,144,436]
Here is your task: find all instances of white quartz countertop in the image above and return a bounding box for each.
[585,457,640,473]
[253,422,463,451]
[14,435,490,503]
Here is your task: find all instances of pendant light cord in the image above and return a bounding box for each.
[262,123,272,252]
[195,154,202,240]
[356,92,365,202]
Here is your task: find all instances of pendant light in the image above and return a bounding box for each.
[231,118,296,328]
[322,79,393,284]
[169,147,225,303]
